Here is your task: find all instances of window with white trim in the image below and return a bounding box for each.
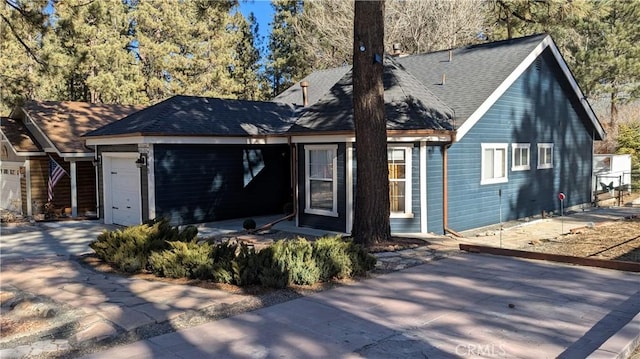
[511,143,530,171]
[305,145,338,216]
[481,143,508,184]
[537,143,554,169]
[388,146,413,217]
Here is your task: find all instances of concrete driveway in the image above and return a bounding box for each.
[1,210,639,358]
[0,221,117,260]
[81,253,640,359]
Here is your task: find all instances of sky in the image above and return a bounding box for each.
[238,0,275,44]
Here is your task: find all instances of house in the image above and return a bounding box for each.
[0,101,141,218]
[84,97,299,226]
[85,34,604,235]
[277,33,604,234]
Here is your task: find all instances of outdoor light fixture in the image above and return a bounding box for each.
[92,156,101,167]
[135,155,147,168]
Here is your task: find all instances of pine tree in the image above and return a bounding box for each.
[0,0,50,113]
[45,0,143,104]
[572,0,640,126]
[351,0,390,246]
[266,0,310,97]
[229,12,263,100]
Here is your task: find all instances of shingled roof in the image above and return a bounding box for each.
[0,117,42,154]
[289,57,454,134]
[15,101,142,154]
[272,67,351,107]
[281,33,603,140]
[396,34,547,130]
[85,96,300,138]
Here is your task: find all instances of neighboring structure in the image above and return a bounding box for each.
[0,101,141,218]
[85,34,605,234]
[593,154,632,193]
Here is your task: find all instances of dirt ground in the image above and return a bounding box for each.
[527,217,640,263]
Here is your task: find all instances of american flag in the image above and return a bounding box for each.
[48,157,68,202]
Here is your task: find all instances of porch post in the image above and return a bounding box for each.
[70,161,78,217]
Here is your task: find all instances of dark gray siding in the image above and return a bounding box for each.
[155,144,291,225]
[426,145,444,234]
[389,143,421,233]
[447,49,595,231]
[297,143,346,233]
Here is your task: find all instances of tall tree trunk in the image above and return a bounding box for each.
[352,0,390,247]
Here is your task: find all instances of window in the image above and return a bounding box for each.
[537,143,554,169]
[305,145,338,216]
[388,146,413,217]
[511,143,530,171]
[481,143,508,184]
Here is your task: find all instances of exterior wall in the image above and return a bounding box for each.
[298,143,347,233]
[426,145,444,234]
[154,144,291,225]
[298,142,432,234]
[447,49,595,231]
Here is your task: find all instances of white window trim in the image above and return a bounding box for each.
[537,143,554,169]
[481,143,509,185]
[511,143,530,171]
[304,144,338,217]
[388,145,414,218]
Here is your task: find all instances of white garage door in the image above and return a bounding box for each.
[107,157,141,226]
[1,162,22,212]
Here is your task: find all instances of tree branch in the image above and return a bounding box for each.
[0,13,46,67]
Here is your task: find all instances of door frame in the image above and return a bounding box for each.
[102,153,141,225]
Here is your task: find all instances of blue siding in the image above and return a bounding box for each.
[297,143,347,233]
[154,144,291,225]
[447,49,594,231]
[426,146,444,234]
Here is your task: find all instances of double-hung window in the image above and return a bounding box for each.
[511,143,530,171]
[305,145,338,216]
[537,143,554,169]
[388,146,412,217]
[481,143,508,185]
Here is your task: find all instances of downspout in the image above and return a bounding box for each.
[443,143,462,237]
[94,145,100,219]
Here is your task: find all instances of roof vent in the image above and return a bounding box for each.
[300,81,309,107]
[441,73,446,85]
[392,43,402,57]
[449,50,453,62]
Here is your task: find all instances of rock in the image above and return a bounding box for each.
[529,239,541,246]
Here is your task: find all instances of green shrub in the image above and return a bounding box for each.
[89,218,199,273]
[210,241,239,284]
[313,236,354,281]
[234,243,261,286]
[257,239,320,287]
[148,241,213,279]
[243,218,256,230]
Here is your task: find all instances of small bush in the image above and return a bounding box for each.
[243,218,256,230]
[90,218,198,273]
[148,241,213,279]
[234,243,261,286]
[313,236,354,281]
[210,241,238,284]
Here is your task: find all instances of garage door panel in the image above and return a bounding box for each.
[107,157,141,226]
[1,163,22,212]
